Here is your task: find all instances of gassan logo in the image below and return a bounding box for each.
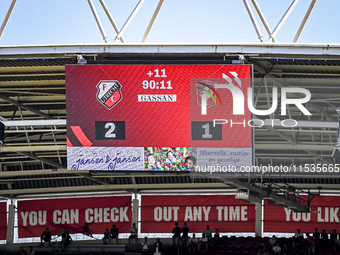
[198,72,312,128]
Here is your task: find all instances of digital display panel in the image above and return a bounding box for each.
[66,64,253,171]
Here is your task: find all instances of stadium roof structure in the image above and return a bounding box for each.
[0,43,339,205]
[0,1,339,212]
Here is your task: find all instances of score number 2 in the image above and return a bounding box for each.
[104,123,116,138]
[95,121,125,140]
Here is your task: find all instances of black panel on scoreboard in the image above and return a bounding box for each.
[191,121,222,140]
[95,121,126,140]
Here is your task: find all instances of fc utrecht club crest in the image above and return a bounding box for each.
[195,80,218,109]
[96,80,123,110]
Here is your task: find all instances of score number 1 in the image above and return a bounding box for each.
[191,121,222,140]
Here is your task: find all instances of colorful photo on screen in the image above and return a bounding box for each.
[144,147,197,171]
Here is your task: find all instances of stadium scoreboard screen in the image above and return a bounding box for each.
[66,64,253,171]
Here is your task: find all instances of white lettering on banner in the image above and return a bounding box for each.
[241,206,247,221]
[54,210,62,224]
[85,208,93,222]
[302,213,311,222]
[184,207,193,221]
[21,212,29,226]
[21,211,47,226]
[103,208,110,222]
[94,208,102,222]
[183,207,211,221]
[230,206,240,221]
[202,207,211,221]
[284,208,291,221]
[330,208,339,222]
[216,206,223,221]
[85,207,129,223]
[284,208,311,222]
[53,209,78,224]
[284,207,340,222]
[120,207,129,222]
[194,207,202,221]
[154,207,162,222]
[293,212,301,221]
[20,206,129,227]
[317,207,339,223]
[111,208,119,222]
[29,211,37,226]
[216,206,248,221]
[153,207,179,222]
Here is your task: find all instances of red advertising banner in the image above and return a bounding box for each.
[0,202,7,240]
[141,195,255,233]
[264,196,340,233]
[18,196,132,238]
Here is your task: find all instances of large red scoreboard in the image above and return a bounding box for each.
[66,64,253,171]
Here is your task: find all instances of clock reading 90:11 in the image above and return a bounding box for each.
[142,80,172,89]
[143,68,172,89]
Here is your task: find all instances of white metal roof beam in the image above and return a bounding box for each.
[251,0,276,42]
[1,43,340,58]
[99,0,126,43]
[0,0,17,39]
[141,0,164,43]
[293,0,318,43]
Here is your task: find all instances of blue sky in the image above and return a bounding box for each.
[0,0,339,45]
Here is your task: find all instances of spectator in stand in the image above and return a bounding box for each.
[102,228,110,244]
[207,236,215,250]
[281,242,289,255]
[294,236,304,252]
[288,240,299,255]
[258,242,267,255]
[198,233,208,251]
[181,222,189,246]
[272,243,282,255]
[110,224,119,244]
[82,223,93,237]
[268,235,277,253]
[153,237,163,254]
[172,222,181,246]
[203,225,212,239]
[306,233,315,255]
[55,228,67,251]
[213,229,220,241]
[330,229,338,246]
[39,227,52,246]
[142,236,149,255]
[62,231,72,251]
[313,228,320,253]
[189,234,199,254]
[129,223,138,244]
[335,236,340,253]
[58,227,66,238]
[295,229,304,238]
[321,229,329,252]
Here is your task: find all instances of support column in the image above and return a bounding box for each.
[6,203,15,244]
[132,197,139,225]
[255,202,262,237]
